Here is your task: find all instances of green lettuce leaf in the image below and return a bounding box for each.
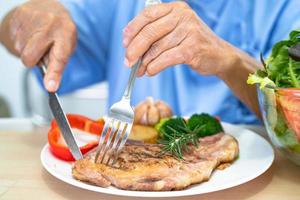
[247,74,275,89]
[248,29,300,88]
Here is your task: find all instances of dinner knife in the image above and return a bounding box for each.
[38,63,83,161]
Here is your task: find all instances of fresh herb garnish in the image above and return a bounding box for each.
[157,114,223,159]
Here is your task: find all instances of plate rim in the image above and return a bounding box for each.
[41,123,274,198]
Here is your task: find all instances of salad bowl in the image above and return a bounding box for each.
[258,85,300,165]
[248,29,300,166]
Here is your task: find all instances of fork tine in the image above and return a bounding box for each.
[106,122,127,165]
[110,124,132,165]
[94,119,112,163]
[100,120,119,163]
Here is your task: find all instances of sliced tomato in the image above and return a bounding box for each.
[276,88,300,141]
[48,114,104,161]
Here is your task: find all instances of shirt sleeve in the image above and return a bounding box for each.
[33,0,116,94]
[231,0,300,124]
[257,0,300,57]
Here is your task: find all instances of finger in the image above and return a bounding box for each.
[13,19,29,54]
[43,42,72,92]
[146,45,186,76]
[137,24,188,76]
[43,22,76,92]
[12,10,40,54]
[123,3,173,48]
[9,6,28,40]
[20,32,53,67]
[137,61,147,77]
[125,12,179,66]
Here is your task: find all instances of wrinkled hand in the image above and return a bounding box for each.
[123,2,236,77]
[4,0,76,91]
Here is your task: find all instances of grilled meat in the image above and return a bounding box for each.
[72,133,239,191]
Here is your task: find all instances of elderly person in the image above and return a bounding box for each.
[1,0,299,124]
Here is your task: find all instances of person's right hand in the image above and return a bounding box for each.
[0,0,77,92]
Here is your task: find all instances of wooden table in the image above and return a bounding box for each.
[0,125,299,200]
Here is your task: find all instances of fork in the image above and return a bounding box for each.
[94,58,141,165]
[94,0,162,166]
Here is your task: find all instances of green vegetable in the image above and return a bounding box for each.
[154,117,172,138]
[158,121,201,159]
[157,113,223,159]
[273,109,300,153]
[157,117,187,140]
[247,29,300,88]
[188,113,223,137]
[247,73,275,89]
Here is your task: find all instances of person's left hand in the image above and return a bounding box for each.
[123,2,237,77]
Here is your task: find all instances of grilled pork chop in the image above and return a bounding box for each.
[72,133,239,191]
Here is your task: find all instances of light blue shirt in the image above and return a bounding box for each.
[34,0,300,124]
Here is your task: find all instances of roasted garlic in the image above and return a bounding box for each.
[134,97,173,126]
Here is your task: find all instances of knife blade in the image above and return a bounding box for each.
[39,64,83,161]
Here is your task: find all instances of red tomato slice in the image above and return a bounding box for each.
[276,88,300,141]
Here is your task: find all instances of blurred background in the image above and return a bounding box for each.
[0,0,108,125]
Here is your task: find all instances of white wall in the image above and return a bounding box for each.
[0,0,108,120]
[0,0,27,117]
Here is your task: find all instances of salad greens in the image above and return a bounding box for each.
[156,113,223,159]
[248,29,300,156]
[247,29,300,88]
[274,110,300,153]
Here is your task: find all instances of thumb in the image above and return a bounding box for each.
[43,44,68,92]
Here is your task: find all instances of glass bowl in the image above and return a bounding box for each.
[258,85,300,165]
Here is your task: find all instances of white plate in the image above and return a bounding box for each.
[41,123,274,197]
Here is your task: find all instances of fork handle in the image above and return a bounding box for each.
[123,59,142,100]
[122,0,161,100]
